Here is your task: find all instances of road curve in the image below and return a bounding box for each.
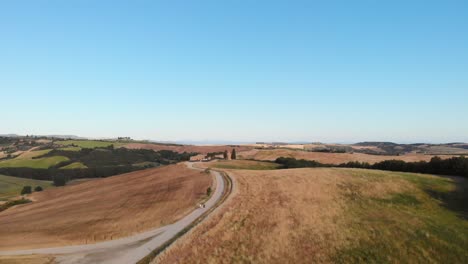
[0,162,226,264]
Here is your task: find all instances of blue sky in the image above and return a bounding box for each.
[1,0,467,143]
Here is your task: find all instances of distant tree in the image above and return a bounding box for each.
[53,173,69,186]
[223,150,228,159]
[21,186,32,195]
[34,186,43,192]
[207,187,212,196]
[231,149,237,160]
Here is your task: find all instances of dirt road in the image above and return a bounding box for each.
[0,163,226,264]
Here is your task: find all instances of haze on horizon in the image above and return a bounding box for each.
[1,0,467,143]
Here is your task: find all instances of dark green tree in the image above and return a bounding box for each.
[34,186,43,192]
[231,148,237,160]
[207,187,212,196]
[223,150,228,159]
[21,186,32,195]
[53,173,69,186]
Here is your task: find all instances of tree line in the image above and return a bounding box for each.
[0,148,198,182]
[275,156,468,177]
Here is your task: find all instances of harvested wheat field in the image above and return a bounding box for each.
[238,149,452,164]
[157,168,468,263]
[0,164,211,250]
[124,143,252,154]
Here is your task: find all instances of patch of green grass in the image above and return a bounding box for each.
[59,162,88,169]
[212,160,281,170]
[373,193,421,206]
[57,146,82,151]
[0,174,53,199]
[56,140,117,148]
[0,156,69,169]
[333,169,468,263]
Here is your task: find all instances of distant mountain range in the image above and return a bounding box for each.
[0,134,84,139]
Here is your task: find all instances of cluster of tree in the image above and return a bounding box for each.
[0,165,139,181]
[1,147,197,182]
[339,156,468,177]
[275,157,326,168]
[53,174,69,186]
[36,147,196,168]
[0,137,14,145]
[274,156,468,178]
[307,147,347,153]
[20,185,43,195]
[206,149,237,160]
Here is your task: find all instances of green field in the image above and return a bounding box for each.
[57,146,82,151]
[56,140,121,148]
[0,174,53,199]
[211,160,282,170]
[333,169,468,263]
[0,155,69,169]
[60,162,88,169]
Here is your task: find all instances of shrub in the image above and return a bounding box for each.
[21,186,32,195]
[275,157,325,168]
[0,198,31,212]
[207,187,212,196]
[53,173,69,186]
[34,186,43,192]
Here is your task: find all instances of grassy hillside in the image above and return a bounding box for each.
[56,140,117,148]
[0,175,53,199]
[0,155,69,169]
[59,162,87,169]
[158,168,468,263]
[57,146,81,151]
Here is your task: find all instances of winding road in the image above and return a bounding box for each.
[0,162,226,264]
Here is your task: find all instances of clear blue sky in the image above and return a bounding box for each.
[1,0,467,143]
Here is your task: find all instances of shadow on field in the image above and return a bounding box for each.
[425,177,468,220]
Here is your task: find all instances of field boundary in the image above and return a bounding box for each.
[136,169,233,264]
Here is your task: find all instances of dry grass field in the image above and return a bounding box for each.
[157,168,468,263]
[238,149,451,164]
[124,143,252,154]
[209,160,281,170]
[0,164,211,250]
[0,255,55,264]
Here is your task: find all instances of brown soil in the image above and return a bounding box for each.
[0,164,211,250]
[124,143,252,155]
[238,149,453,164]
